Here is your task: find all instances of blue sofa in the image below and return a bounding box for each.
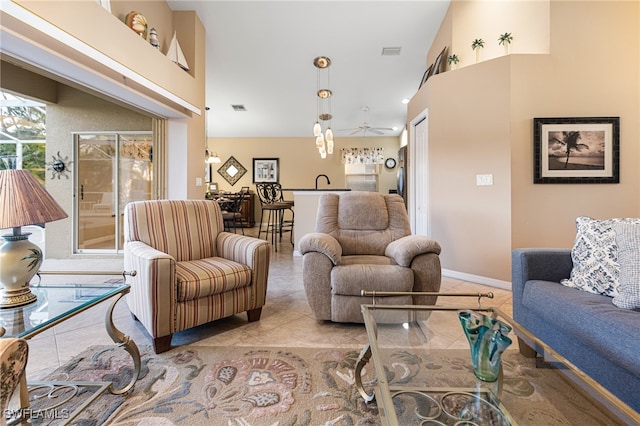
[511,248,640,414]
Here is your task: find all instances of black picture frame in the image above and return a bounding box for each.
[253,158,279,183]
[418,65,433,90]
[533,117,620,184]
[431,46,447,76]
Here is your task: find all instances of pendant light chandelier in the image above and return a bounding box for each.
[313,56,334,159]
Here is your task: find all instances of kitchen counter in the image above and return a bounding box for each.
[283,188,351,191]
[289,189,351,255]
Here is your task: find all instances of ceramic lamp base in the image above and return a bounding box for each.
[0,232,41,308]
[0,287,37,308]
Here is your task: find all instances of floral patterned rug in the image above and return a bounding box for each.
[31,345,618,425]
[33,345,380,425]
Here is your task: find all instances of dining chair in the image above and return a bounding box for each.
[221,187,246,234]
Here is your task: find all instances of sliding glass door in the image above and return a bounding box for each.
[74,132,152,253]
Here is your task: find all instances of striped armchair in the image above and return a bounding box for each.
[124,200,271,353]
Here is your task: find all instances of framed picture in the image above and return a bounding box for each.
[253,158,279,183]
[431,46,447,76]
[533,117,620,184]
[418,65,432,90]
[205,164,211,183]
[217,156,247,186]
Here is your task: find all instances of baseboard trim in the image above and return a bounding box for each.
[442,269,512,291]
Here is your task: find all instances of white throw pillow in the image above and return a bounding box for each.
[611,222,640,310]
[560,216,640,296]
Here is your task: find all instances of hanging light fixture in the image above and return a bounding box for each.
[313,56,334,158]
[204,106,221,164]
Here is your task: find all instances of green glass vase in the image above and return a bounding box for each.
[458,310,513,382]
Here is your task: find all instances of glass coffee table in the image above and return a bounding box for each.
[0,271,141,425]
[355,301,637,425]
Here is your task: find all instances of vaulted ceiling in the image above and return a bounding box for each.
[166,1,450,138]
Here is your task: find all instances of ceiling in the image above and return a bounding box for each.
[166,1,450,138]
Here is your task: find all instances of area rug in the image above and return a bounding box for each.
[32,345,617,425]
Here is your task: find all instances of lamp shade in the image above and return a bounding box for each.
[0,169,68,229]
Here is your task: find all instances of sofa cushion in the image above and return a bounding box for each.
[331,264,413,296]
[560,216,640,296]
[612,222,640,310]
[176,257,252,302]
[522,280,640,376]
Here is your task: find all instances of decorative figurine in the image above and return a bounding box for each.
[125,11,148,39]
[149,28,160,50]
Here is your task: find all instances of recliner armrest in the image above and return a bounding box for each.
[385,235,441,267]
[217,232,270,268]
[299,232,342,265]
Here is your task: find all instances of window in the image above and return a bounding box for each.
[0,91,46,181]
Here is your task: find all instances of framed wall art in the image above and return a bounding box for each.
[533,117,620,184]
[253,158,279,183]
[217,156,247,186]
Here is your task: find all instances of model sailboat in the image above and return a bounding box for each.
[166,31,190,71]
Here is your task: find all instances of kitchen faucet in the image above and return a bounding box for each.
[315,174,330,189]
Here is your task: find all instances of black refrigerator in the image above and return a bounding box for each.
[397,145,407,208]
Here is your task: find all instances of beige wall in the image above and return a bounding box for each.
[6,0,207,199]
[2,0,207,259]
[410,0,640,283]
[210,136,401,221]
[45,85,152,258]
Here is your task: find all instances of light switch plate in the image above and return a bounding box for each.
[476,174,493,186]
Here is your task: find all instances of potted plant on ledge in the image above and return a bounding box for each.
[447,54,460,70]
[471,39,485,63]
[499,32,513,54]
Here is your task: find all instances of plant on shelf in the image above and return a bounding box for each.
[471,39,485,63]
[499,32,513,54]
[471,38,485,50]
[447,54,460,70]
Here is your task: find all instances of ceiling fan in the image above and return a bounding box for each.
[338,106,395,136]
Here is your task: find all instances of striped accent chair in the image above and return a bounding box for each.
[124,200,271,353]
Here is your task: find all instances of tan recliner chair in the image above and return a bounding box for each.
[299,191,442,322]
[124,200,271,353]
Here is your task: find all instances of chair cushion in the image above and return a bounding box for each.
[340,255,395,266]
[176,257,252,302]
[316,192,412,256]
[331,264,413,296]
[124,200,224,262]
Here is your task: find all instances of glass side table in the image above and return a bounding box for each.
[1,271,140,425]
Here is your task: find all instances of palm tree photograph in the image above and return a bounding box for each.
[533,117,619,184]
[548,130,604,170]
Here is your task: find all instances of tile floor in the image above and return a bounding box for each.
[25,227,513,381]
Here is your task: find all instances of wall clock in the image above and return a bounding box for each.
[384,157,396,170]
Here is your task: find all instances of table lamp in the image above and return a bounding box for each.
[0,169,68,308]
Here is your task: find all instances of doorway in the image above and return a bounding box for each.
[409,109,430,236]
[74,132,153,253]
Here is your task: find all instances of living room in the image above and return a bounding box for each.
[2,1,638,286]
[1,1,639,423]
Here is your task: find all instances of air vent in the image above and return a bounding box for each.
[231,104,247,111]
[381,47,402,56]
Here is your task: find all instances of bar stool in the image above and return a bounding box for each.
[255,183,294,251]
